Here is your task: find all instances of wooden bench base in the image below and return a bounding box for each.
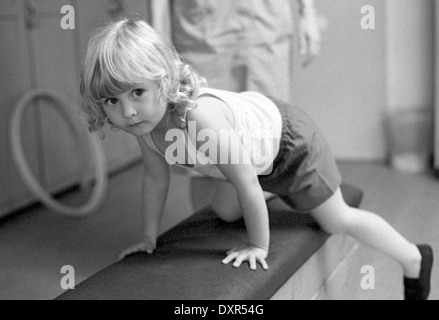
[271,234,358,299]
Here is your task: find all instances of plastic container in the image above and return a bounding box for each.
[384,107,433,174]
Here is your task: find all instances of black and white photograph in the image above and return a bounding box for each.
[0,0,437,303]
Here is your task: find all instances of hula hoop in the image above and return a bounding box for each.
[10,89,108,217]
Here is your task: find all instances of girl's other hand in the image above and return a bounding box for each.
[118,237,156,261]
[222,244,269,271]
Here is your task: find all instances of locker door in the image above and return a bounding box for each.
[26,0,86,192]
[0,0,41,216]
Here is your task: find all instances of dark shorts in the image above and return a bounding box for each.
[258,97,342,212]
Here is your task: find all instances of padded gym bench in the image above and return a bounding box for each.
[55,185,362,300]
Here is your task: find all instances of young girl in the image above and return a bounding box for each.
[80,18,433,300]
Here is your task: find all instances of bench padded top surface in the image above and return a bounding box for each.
[56,185,362,300]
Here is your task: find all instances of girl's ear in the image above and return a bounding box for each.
[161,98,168,108]
[155,80,170,106]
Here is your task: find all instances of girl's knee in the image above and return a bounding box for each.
[310,191,354,234]
[211,180,242,223]
[212,204,242,223]
[318,209,354,234]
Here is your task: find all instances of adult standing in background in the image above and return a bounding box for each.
[149,0,323,102]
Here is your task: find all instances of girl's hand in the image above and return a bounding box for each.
[222,244,269,271]
[118,237,156,261]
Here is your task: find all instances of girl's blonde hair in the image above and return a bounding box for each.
[80,18,207,132]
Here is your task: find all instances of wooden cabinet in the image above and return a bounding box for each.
[0,0,148,217]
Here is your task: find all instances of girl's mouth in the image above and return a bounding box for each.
[129,121,147,127]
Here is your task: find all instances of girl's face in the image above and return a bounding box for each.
[102,79,167,136]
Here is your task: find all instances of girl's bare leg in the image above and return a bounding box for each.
[309,188,421,278]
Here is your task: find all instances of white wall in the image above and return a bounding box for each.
[386,0,435,111]
[291,0,434,162]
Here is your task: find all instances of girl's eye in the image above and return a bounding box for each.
[105,98,118,106]
[133,89,145,97]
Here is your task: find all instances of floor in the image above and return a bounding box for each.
[0,162,438,300]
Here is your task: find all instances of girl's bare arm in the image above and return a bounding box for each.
[118,136,170,260]
[187,97,270,270]
[137,136,170,242]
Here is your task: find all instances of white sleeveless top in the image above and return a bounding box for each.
[143,88,283,180]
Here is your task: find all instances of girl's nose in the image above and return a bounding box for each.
[121,103,137,118]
